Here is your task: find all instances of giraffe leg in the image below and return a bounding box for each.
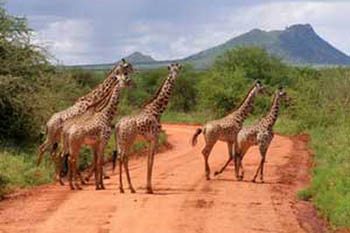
[238,152,246,180]
[95,155,104,190]
[93,149,100,190]
[260,156,266,183]
[123,155,135,193]
[146,139,157,194]
[201,142,215,180]
[236,146,249,181]
[214,141,233,176]
[67,154,75,190]
[78,170,87,185]
[84,164,94,183]
[72,157,82,190]
[233,152,241,180]
[84,152,96,183]
[119,154,124,193]
[232,138,244,181]
[96,142,106,190]
[54,153,65,185]
[236,152,245,181]
[252,145,268,183]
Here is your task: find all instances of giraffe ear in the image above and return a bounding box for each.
[167,65,171,71]
[121,58,126,63]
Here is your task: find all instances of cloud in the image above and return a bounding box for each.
[6,0,350,64]
[32,19,93,64]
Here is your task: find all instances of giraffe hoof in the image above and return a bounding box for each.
[103,175,110,180]
[251,179,256,183]
[214,171,219,176]
[206,176,211,181]
[130,189,136,194]
[120,188,125,193]
[96,186,101,190]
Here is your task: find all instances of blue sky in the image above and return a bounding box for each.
[5,0,350,65]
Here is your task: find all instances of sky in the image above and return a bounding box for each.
[5,0,350,65]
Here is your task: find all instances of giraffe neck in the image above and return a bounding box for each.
[143,73,177,119]
[262,93,281,129]
[78,73,117,105]
[229,86,258,122]
[99,80,122,123]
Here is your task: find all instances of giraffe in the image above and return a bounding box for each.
[61,69,134,190]
[191,80,265,180]
[113,63,182,194]
[37,59,134,167]
[214,87,288,182]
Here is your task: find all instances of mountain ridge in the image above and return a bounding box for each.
[75,24,350,70]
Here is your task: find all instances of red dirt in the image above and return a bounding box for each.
[0,124,326,233]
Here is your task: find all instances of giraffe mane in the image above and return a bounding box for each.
[228,82,257,114]
[263,90,279,118]
[94,87,115,112]
[141,74,169,108]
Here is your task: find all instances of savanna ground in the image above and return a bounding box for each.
[0,4,349,232]
[0,124,327,233]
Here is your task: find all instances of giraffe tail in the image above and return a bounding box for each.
[112,123,119,172]
[191,128,202,146]
[37,126,48,166]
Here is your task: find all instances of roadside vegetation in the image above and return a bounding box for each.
[0,4,349,230]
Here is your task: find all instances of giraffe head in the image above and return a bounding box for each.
[114,59,136,88]
[168,63,182,77]
[276,86,290,105]
[253,80,266,95]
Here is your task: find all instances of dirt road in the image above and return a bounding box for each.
[0,124,319,233]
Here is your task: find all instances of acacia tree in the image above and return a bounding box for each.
[0,5,53,78]
[0,5,54,142]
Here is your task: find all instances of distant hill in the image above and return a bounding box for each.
[124,52,156,64]
[73,24,350,70]
[184,24,350,68]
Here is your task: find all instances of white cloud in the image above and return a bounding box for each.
[32,19,93,64]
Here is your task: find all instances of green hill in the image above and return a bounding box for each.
[184,24,350,68]
[73,24,350,70]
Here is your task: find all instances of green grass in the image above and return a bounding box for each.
[0,149,53,197]
[306,124,350,227]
